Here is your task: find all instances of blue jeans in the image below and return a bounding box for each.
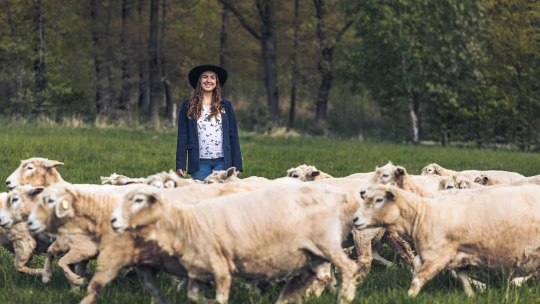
[190,158,225,181]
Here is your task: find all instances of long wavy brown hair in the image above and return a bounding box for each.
[187,75,222,120]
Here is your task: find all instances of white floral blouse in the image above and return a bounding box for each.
[197,105,223,159]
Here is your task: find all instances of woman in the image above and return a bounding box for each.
[176,65,243,181]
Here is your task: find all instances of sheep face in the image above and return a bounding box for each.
[438,177,455,190]
[102,173,144,186]
[203,167,238,184]
[421,163,441,176]
[28,184,76,234]
[474,175,491,186]
[0,186,44,229]
[111,186,162,233]
[354,186,400,230]
[6,158,64,190]
[286,164,321,182]
[453,175,471,189]
[366,162,406,189]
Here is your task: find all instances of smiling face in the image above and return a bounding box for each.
[200,71,217,92]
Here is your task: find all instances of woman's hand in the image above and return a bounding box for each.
[177,169,186,177]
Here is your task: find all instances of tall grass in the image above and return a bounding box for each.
[0,125,538,303]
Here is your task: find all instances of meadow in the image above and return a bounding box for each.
[0,124,539,303]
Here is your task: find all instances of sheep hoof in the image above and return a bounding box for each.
[42,275,51,284]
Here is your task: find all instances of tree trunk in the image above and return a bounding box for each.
[5,0,23,117]
[105,2,116,120]
[221,0,280,129]
[220,4,230,99]
[408,92,419,144]
[313,0,352,136]
[287,0,299,131]
[148,0,160,128]
[161,0,172,121]
[137,0,149,109]
[260,0,280,129]
[119,0,133,109]
[90,0,105,114]
[33,0,47,117]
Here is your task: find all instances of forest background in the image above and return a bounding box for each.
[1,0,539,150]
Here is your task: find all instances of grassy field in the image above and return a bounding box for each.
[0,124,539,303]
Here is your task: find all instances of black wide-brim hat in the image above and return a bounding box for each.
[188,65,228,89]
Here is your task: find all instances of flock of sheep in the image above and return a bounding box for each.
[1,157,539,304]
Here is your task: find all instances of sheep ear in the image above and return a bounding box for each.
[395,166,406,176]
[310,170,321,177]
[44,160,64,168]
[286,168,295,177]
[147,193,159,204]
[483,176,488,182]
[385,189,396,201]
[55,200,74,218]
[226,167,236,178]
[29,186,45,198]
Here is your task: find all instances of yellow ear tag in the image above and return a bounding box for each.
[62,200,69,210]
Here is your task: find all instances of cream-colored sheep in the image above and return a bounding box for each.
[6,158,64,190]
[0,186,52,277]
[203,167,269,184]
[145,169,201,188]
[344,172,374,179]
[0,193,14,253]
[286,164,333,181]
[474,174,503,186]
[354,184,540,297]
[111,184,359,304]
[421,163,525,182]
[100,173,145,185]
[27,184,141,288]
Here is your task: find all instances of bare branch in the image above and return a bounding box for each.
[219,0,262,42]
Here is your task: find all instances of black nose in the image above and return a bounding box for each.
[353,216,359,222]
[360,190,366,195]
[6,181,10,186]
[28,221,33,226]
[110,217,116,224]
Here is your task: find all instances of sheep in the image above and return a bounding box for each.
[0,185,52,277]
[6,158,65,190]
[145,170,201,188]
[203,167,269,184]
[100,173,145,185]
[474,174,504,186]
[354,184,540,297]
[420,163,525,182]
[110,183,359,304]
[314,178,415,272]
[26,184,143,288]
[0,193,14,253]
[29,182,262,304]
[286,164,333,181]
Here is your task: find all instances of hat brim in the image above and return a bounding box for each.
[188,65,228,89]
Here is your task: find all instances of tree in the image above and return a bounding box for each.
[220,3,230,99]
[287,0,299,131]
[220,0,280,129]
[4,0,23,116]
[148,0,161,128]
[312,0,352,135]
[32,0,47,116]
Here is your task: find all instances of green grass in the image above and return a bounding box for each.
[0,124,539,303]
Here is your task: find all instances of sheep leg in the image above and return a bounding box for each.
[408,257,450,296]
[75,260,89,278]
[213,269,232,304]
[135,266,168,304]
[13,238,42,276]
[187,279,212,303]
[352,228,373,283]
[276,269,318,304]
[58,243,98,288]
[454,269,475,297]
[305,262,332,297]
[80,252,129,304]
[383,230,415,270]
[42,240,64,283]
[372,248,394,267]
